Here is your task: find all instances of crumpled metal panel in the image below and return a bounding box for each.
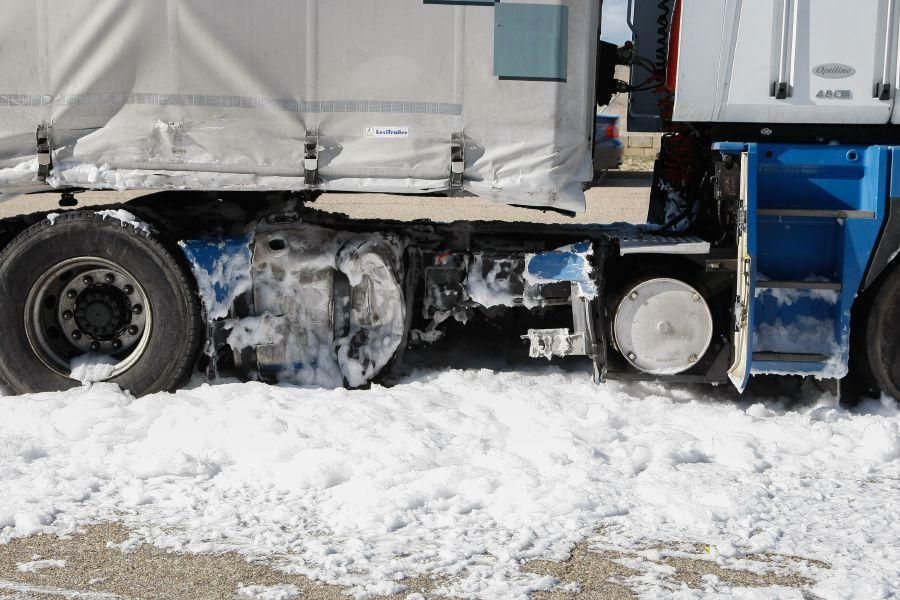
[182,221,406,388]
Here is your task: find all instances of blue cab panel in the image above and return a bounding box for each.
[526,241,596,298]
[180,235,253,320]
[743,144,889,378]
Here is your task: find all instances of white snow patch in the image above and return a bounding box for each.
[465,257,518,309]
[95,209,151,234]
[753,316,837,353]
[0,158,40,187]
[523,243,596,301]
[69,355,118,385]
[0,579,120,600]
[237,583,300,600]
[46,212,60,225]
[755,275,840,306]
[224,315,287,350]
[753,316,848,378]
[0,371,897,599]
[15,559,66,573]
[106,535,142,555]
[186,241,253,321]
[466,244,596,310]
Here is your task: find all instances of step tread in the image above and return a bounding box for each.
[618,235,710,256]
[752,352,830,363]
[756,280,843,291]
[758,209,875,219]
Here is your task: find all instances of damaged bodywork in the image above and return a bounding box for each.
[183,220,405,388]
[182,210,609,387]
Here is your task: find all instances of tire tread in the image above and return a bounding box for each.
[0,211,203,395]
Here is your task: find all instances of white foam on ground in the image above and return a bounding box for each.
[0,371,897,599]
[68,355,118,385]
[0,578,120,600]
[237,584,300,600]
[15,559,66,573]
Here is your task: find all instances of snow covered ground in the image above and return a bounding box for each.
[0,361,898,599]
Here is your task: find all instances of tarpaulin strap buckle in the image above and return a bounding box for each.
[450,132,465,191]
[36,123,52,180]
[304,131,319,186]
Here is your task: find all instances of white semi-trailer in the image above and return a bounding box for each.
[0,0,896,402]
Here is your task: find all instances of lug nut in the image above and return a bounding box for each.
[82,275,93,286]
[112,339,122,350]
[104,273,115,284]
[128,325,139,335]
[123,285,134,295]
[71,330,82,340]
[132,304,143,315]
[90,341,101,352]
[62,310,73,320]
[66,290,78,299]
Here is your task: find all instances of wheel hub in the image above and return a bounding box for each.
[25,259,152,380]
[55,268,147,356]
[74,285,130,340]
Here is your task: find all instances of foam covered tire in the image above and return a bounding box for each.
[865,263,900,400]
[0,211,203,396]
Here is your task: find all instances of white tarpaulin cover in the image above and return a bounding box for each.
[0,0,599,213]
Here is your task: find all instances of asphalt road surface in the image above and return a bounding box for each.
[0,524,820,600]
[0,178,652,225]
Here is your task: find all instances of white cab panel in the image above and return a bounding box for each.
[674,0,899,125]
[891,0,900,123]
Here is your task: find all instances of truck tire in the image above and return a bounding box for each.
[0,211,203,396]
[865,263,900,400]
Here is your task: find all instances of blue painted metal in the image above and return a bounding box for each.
[743,144,889,378]
[526,241,597,297]
[181,235,253,311]
[890,147,900,198]
[711,142,746,153]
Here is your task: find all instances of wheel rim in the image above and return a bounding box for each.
[24,256,153,381]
